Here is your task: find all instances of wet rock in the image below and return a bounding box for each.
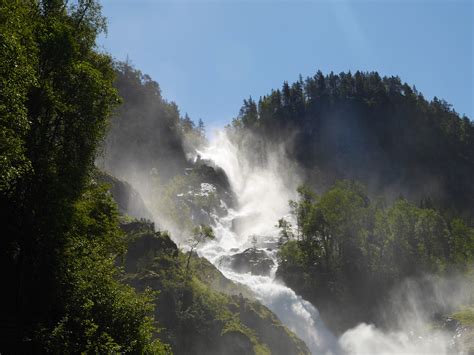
[124,220,309,355]
[96,171,153,220]
[192,160,235,208]
[217,330,254,355]
[230,295,310,355]
[446,318,473,354]
[443,316,459,332]
[220,248,275,276]
[436,313,474,354]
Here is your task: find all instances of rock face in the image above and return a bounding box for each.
[122,220,310,355]
[220,248,275,276]
[442,313,474,354]
[191,159,235,209]
[172,160,236,227]
[230,295,310,355]
[96,171,153,220]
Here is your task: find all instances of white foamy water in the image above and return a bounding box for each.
[193,130,459,355]
[196,130,340,354]
[198,211,341,354]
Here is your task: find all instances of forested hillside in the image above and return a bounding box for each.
[0,1,169,351]
[234,71,474,219]
[231,72,474,335]
[99,61,206,183]
[98,61,215,235]
[277,182,473,332]
[0,2,307,353]
[120,219,309,355]
[1,0,473,353]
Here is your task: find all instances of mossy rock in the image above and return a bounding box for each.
[451,307,474,354]
[120,219,310,355]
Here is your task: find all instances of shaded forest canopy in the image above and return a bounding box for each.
[234,71,474,220]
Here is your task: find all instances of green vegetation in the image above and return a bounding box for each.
[99,61,205,182]
[0,1,165,351]
[122,220,309,355]
[99,62,228,234]
[0,2,307,352]
[453,307,474,327]
[277,181,474,332]
[1,0,472,352]
[234,71,474,220]
[232,71,474,334]
[185,224,215,278]
[39,183,167,353]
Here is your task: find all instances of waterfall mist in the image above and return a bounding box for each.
[101,122,470,354]
[196,129,341,354]
[197,129,301,240]
[339,274,472,354]
[195,129,471,355]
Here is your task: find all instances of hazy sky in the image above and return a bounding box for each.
[98,0,473,128]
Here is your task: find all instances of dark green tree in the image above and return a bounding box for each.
[0,1,166,352]
[234,70,474,218]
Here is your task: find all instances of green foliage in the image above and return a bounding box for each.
[0,0,37,192]
[181,114,207,152]
[185,224,215,278]
[151,173,196,233]
[0,1,165,352]
[235,70,474,219]
[278,241,306,269]
[192,224,215,241]
[453,307,474,327]
[450,218,474,265]
[123,220,309,355]
[36,184,168,353]
[190,254,254,298]
[277,181,474,330]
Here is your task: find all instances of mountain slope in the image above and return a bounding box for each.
[234,71,474,219]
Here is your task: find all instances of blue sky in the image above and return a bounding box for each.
[98,0,473,129]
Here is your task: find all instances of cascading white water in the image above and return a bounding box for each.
[196,130,341,354]
[194,129,462,355]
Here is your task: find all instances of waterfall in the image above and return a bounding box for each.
[196,130,341,354]
[193,129,459,355]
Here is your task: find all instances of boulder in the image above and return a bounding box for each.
[220,248,275,276]
[96,171,153,220]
